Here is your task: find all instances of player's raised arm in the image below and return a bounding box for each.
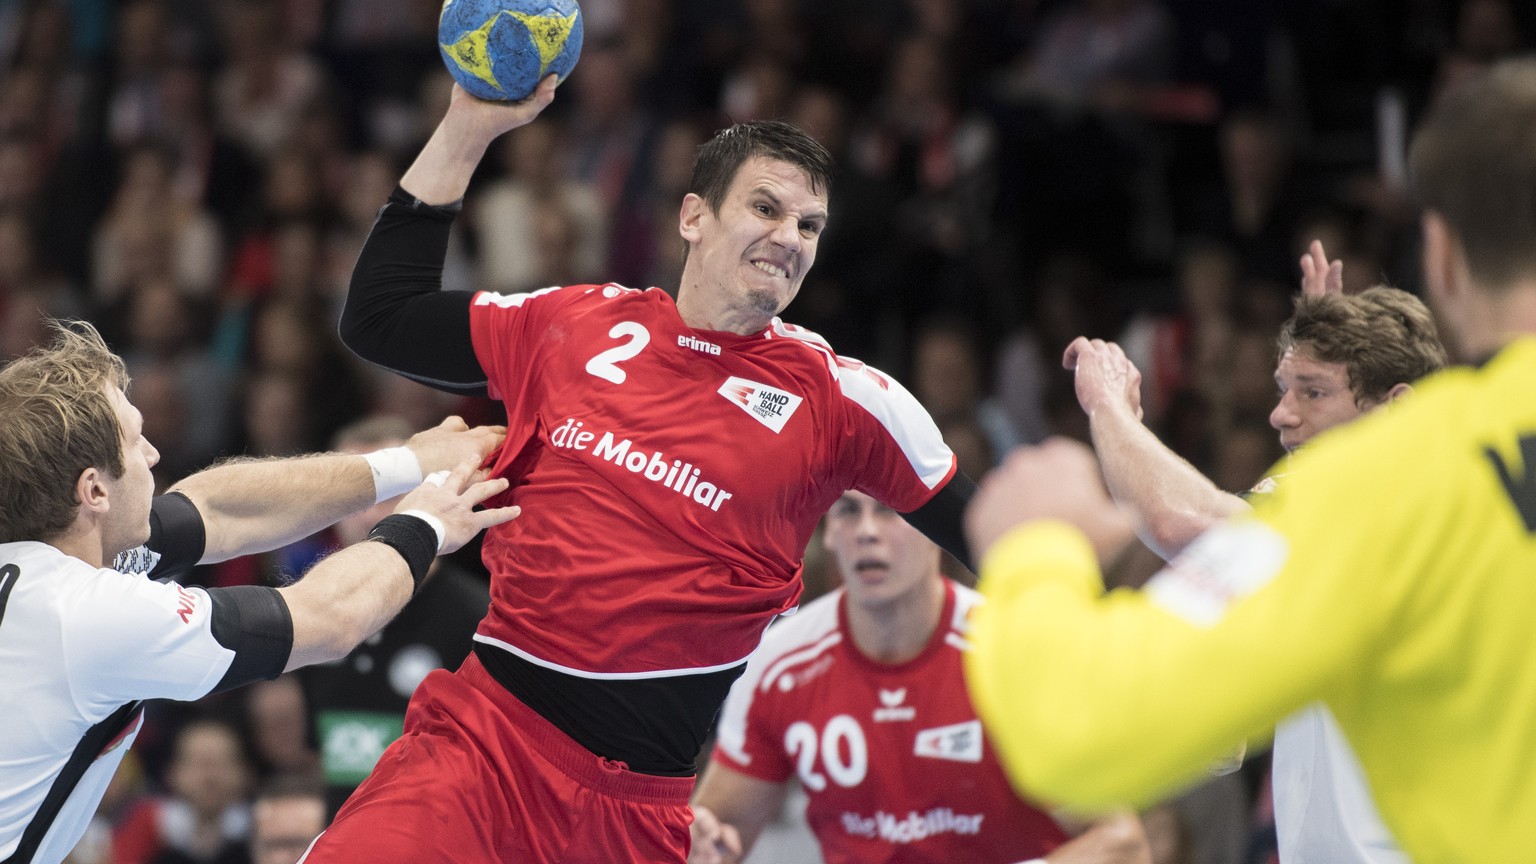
[338,78,558,392]
[1064,337,1247,560]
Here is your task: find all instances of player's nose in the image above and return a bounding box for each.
[1269,393,1298,430]
[769,217,801,253]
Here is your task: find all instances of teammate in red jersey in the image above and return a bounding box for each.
[690,490,1157,864]
[311,76,975,863]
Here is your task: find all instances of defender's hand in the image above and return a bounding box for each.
[405,416,506,479]
[1063,337,1144,422]
[393,461,519,555]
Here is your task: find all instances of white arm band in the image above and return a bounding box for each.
[363,446,423,503]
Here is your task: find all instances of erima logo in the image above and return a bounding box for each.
[550,417,735,511]
[874,688,915,722]
[717,376,803,433]
[678,334,721,355]
[914,720,984,763]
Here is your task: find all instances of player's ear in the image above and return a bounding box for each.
[76,466,109,516]
[1421,210,1466,305]
[679,193,707,245]
[1385,382,1413,404]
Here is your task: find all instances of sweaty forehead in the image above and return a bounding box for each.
[731,157,827,208]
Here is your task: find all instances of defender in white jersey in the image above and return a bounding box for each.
[690,491,1157,864]
[1052,242,1444,863]
[0,322,517,864]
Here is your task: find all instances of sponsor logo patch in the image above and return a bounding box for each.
[914,720,984,763]
[717,376,803,433]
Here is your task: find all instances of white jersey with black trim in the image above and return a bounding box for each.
[0,542,236,864]
[1273,706,1407,863]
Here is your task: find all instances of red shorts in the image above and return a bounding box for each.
[300,652,695,863]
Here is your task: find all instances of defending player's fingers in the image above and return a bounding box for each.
[1061,335,1093,370]
[716,822,743,858]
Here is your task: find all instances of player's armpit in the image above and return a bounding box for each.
[903,471,976,571]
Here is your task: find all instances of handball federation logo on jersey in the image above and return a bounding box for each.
[914,720,984,763]
[717,376,803,433]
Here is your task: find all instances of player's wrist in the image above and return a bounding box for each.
[366,513,441,591]
[363,446,424,503]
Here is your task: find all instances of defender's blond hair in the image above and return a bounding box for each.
[0,321,129,542]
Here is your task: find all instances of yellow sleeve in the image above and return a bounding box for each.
[965,455,1404,810]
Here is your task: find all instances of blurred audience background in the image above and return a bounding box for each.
[14,2,1526,863]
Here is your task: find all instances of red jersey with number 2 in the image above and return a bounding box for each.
[466,284,956,677]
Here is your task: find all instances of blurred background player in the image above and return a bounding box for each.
[319,78,972,863]
[247,775,327,864]
[690,489,1167,864]
[299,415,490,816]
[963,56,1536,863]
[1062,241,1445,864]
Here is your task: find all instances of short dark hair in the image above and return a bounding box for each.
[1278,287,1448,405]
[1409,58,1536,292]
[689,120,834,215]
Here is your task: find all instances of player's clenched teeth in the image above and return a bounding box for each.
[752,260,789,278]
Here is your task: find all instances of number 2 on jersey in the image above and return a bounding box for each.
[584,322,651,384]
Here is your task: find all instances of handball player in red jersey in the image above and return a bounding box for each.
[311,75,975,863]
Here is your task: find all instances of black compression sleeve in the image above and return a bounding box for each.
[339,186,487,394]
[902,471,977,572]
[145,492,206,579]
[207,585,294,692]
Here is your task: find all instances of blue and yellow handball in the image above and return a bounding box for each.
[438,0,583,101]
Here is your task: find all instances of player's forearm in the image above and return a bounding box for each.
[1089,401,1246,559]
[400,114,496,205]
[171,454,376,562]
[279,540,415,670]
[964,522,1306,811]
[1044,812,1152,864]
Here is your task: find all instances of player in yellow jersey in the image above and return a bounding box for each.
[963,56,1536,864]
